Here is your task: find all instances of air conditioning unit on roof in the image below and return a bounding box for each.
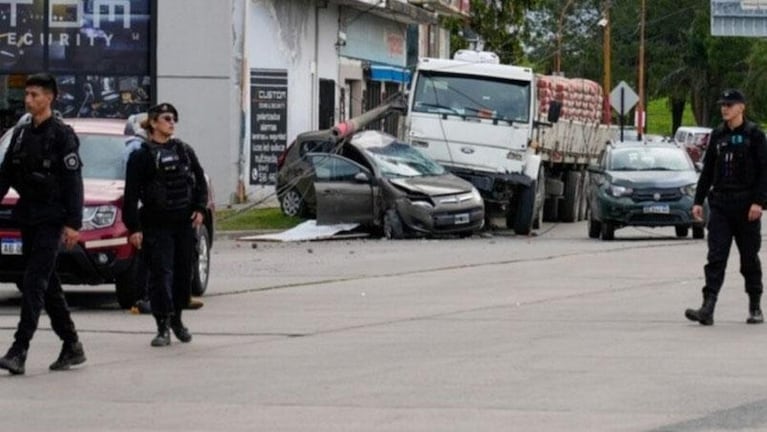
[453,50,500,64]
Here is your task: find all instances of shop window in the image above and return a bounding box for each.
[0,0,152,129]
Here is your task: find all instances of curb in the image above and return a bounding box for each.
[214,229,282,241]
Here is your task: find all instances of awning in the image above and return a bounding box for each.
[409,0,470,18]
[369,64,412,84]
[336,0,438,24]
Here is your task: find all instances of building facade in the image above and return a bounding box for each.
[0,0,467,205]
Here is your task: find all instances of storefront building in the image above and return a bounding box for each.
[0,0,467,205]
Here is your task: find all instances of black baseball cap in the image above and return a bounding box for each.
[148,102,179,121]
[717,89,746,105]
[25,73,58,97]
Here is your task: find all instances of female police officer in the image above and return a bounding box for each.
[123,103,208,346]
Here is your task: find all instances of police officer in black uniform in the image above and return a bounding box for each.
[123,103,207,346]
[685,89,767,326]
[0,74,85,375]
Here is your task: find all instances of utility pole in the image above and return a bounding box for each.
[555,0,576,75]
[637,0,646,139]
[601,0,611,124]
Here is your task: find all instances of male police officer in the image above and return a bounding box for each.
[123,103,207,346]
[0,73,85,375]
[685,89,767,326]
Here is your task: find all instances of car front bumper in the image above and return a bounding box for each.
[595,192,701,228]
[0,232,134,285]
[396,199,485,235]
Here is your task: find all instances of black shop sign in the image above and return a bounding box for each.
[250,69,288,185]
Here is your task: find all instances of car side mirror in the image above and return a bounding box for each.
[587,164,603,174]
[354,172,370,183]
[547,100,562,123]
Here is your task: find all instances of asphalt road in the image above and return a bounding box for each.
[1,221,766,431]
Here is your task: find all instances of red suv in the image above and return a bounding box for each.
[0,117,215,308]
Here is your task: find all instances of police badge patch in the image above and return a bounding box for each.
[63,152,80,170]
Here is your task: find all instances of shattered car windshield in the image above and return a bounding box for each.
[351,131,445,178]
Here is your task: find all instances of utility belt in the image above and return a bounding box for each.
[709,189,753,202]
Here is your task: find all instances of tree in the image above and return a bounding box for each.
[442,0,540,65]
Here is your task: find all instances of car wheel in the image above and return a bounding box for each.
[512,168,544,235]
[600,221,615,241]
[383,209,405,239]
[675,226,689,238]
[192,225,211,296]
[588,214,602,239]
[280,189,305,217]
[693,225,705,239]
[115,258,140,309]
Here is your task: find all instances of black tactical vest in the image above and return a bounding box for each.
[8,120,60,201]
[144,141,193,212]
[712,122,758,191]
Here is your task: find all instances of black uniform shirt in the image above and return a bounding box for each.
[0,116,84,229]
[694,120,767,207]
[123,138,208,233]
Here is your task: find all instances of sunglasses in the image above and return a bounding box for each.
[158,114,176,123]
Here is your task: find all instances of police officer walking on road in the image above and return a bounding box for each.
[685,89,767,326]
[123,103,208,347]
[0,73,86,375]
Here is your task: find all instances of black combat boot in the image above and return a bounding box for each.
[0,345,27,375]
[49,341,86,371]
[170,314,192,343]
[151,316,171,347]
[747,296,764,324]
[685,295,716,326]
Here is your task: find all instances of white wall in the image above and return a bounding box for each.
[155,0,237,205]
[244,0,339,200]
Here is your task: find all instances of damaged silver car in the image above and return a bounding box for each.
[277,129,484,238]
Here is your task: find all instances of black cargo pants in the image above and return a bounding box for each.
[14,223,78,350]
[703,196,763,300]
[142,224,194,318]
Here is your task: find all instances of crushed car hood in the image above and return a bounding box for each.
[389,175,472,196]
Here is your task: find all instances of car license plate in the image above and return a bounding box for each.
[643,205,670,214]
[454,213,470,224]
[1,239,22,255]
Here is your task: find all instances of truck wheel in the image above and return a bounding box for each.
[560,171,581,222]
[383,209,405,239]
[192,225,211,296]
[588,214,602,239]
[577,172,589,221]
[513,182,536,235]
[115,258,140,309]
[600,222,615,241]
[675,226,689,238]
[543,197,559,222]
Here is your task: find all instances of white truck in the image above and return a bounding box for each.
[404,50,611,234]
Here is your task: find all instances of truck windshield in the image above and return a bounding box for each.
[412,71,531,123]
